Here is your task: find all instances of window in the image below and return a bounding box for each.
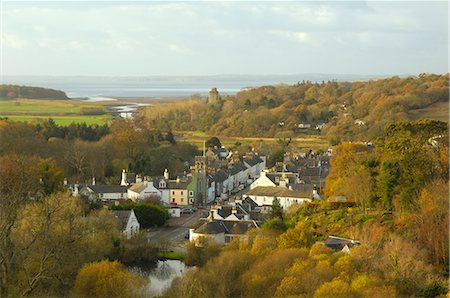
[181,198,183,202]
[189,191,194,197]
[181,191,184,195]
[172,198,175,203]
[172,191,175,195]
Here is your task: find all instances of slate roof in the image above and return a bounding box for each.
[216,205,248,219]
[230,162,247,175]
[211,170,229,183]
[246,186,311,199]
[244,155,264,167]
[265,172,298,185]
[122,172,136,185]
[290,183,315,193]
[242,197,259,209]
[167,180,189,189]
[324,236,360,252]
[87,184,128,194]
[193,219,258,235]
[212,148,229,155]
[113,210,132,230]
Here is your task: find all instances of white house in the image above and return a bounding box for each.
[245,186,312,210]
[153,178,170,204]
[211,170,229,199]
[113,209,140,239]
[127,181,161,201]
[243,155,266,180]
[80,185,128,201]
[250,171,277,189]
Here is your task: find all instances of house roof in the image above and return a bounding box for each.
[212,148,228,155]
[244,155,264,167]
[324,236,360,251]
[245,186,311,199]
[113,210,132,230]
[193,219,258,235]
[167,180,189,190]
[124,173,136,185]
[242,197,259,209]
[230,162,247,175]
[265,172,298,185]
[87,184,128,194]
[128,182,151,193]
[211,170,228,183]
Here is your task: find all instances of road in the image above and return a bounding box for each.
[148,211,202,245]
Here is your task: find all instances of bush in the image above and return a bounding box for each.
[72,260,145,298]
[80,107,107,115]
[112,203,169,228]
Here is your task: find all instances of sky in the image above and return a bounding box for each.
[1,1,448,76]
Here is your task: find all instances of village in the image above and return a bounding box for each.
[64,139,359,254]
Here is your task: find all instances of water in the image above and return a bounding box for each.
[131,260,188,297]
[2,75,305,98]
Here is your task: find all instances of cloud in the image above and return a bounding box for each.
[1,1,447,76]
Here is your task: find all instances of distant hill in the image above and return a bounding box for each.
[140,73,449,142]
[0,84,69,100]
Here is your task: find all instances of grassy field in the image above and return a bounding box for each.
[408,101,449,122]
[177,131,329,151]
[2,115,112,125]
[0,98,114,125]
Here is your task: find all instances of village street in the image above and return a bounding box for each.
[148,211,202,248]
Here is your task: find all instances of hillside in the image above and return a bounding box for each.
[0,84,69,100]
[140,74,449,142]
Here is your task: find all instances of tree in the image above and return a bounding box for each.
[314,279,357,298]
[72,260,145,298]
[11,194,119,296]
[112,203,169,228]
[205,136,221,148]
[0,155,42,297]
[270,197,283,220]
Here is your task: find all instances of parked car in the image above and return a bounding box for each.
[181,207,197,214]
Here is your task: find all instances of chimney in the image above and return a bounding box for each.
[176,176,180,183]
[92,177,96,185]
[232,205,237,214]
[164,169,169,180]
[121,169,127,186]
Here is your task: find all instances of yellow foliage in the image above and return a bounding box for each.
[72,260,145,298]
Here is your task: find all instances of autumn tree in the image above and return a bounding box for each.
[72,260,145,298]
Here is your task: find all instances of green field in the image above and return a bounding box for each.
[0,98,114,125]
[2,115,112,125]
[177,131,329,151]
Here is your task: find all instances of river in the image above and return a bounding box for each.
[131,260,189,297]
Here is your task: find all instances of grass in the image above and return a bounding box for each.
[0,98,114,125]
[178,130,329,151]
[157,251,185,261]
[408,101,449,122]
[2,115,112,125]
[0,98,109,114]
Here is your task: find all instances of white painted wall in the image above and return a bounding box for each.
[124,210,140,239]
[247,194,311,210]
